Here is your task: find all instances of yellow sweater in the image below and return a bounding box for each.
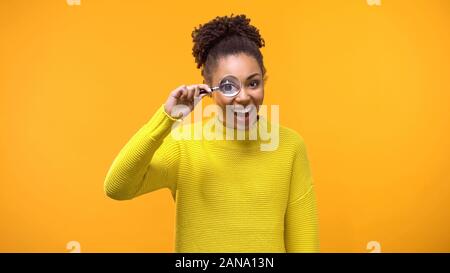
[104,104,319,252]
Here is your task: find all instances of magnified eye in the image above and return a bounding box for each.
[220,80,240,95]
[217,75,241,96]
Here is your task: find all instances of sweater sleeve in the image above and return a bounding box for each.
[284,136,320,252]
[104,104,181,201]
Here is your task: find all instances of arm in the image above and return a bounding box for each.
[104,104,181,201]
[284,136,320,252]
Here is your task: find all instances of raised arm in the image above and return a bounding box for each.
[104,104,181,200]
[104,83,213,201]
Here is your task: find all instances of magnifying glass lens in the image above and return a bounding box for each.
[219,76,241,97]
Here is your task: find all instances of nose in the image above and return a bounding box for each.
[234,86,251,104]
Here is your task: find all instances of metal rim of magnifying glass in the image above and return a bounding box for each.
[218,75,241,97]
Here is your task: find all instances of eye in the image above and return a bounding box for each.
[248,80,260,88]
[220,81,239,94]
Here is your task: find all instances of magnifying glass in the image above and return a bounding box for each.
[199,75,241,97]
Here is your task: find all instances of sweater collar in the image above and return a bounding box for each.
[201,113,272,150]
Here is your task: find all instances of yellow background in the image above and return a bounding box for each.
[1,0,449,252]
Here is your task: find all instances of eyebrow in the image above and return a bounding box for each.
[246,73,261,80]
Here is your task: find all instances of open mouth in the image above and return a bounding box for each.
[233,110,250,117]
[232,105,253,115]
[231,105,256,125]
[232,108,251,120]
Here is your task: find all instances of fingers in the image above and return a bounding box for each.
[168,84,212,119]
[198,84,211,92]
[194,85,200,99]
[197,84,212,98]
[175,84,211,101]
[180,85,189,101]
[171,85,186,100]
[186,85,196,101]
[167,84,210,119]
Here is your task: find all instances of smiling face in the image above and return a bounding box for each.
[207,53,265,130]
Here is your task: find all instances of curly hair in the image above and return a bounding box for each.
[191,14,266,85]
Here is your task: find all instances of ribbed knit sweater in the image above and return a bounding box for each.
[104,104,319,252]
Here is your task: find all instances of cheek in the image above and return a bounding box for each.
[213,88,264,107]
[252,88,264,104]
[212,93,231,109]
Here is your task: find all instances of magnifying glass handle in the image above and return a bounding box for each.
[199,88,209,95]
[199,87,218,95]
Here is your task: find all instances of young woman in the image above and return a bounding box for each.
[104,14,319,253]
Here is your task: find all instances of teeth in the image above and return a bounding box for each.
[232,105,253,114]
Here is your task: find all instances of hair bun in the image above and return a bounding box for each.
[192,14,265,69]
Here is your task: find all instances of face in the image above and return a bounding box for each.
[207,53,264,130]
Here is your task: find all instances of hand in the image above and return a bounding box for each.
[164,84,211,119]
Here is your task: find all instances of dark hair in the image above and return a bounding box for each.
[191,14,267,85]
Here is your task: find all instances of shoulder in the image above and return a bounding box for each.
[278,125,307,151]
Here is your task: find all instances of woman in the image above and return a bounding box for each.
[104,14,319,253]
